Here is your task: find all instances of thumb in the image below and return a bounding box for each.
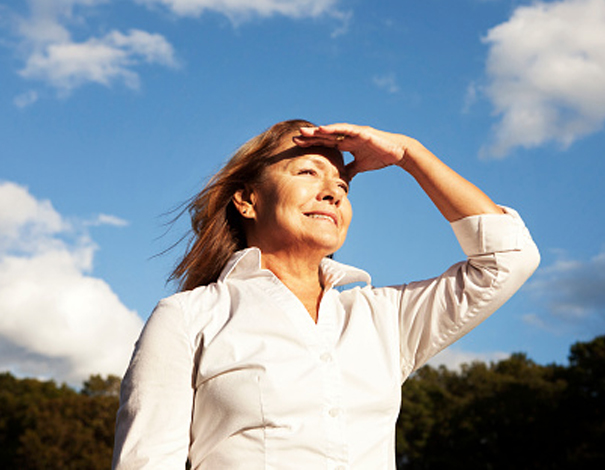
[345,160,361,179]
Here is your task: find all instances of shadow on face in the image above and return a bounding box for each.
[263,141,349,184]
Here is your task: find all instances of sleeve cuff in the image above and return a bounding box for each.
[450,206,525,257]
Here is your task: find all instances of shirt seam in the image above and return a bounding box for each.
[257,374,268,470]
[432,252,501,353]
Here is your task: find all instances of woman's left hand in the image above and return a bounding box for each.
[293,123,420,178]
[294,122,504,221]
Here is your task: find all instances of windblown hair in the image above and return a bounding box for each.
[170,119,316,291]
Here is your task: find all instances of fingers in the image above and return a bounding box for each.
[316,123,361,136]
[300,124,357,138]
[292,132,342,148]
[293,123,362,148]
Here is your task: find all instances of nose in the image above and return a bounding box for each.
[319,180,344,206]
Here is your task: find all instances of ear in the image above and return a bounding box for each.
[232,186,257,219]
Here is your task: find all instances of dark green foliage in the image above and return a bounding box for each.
[1,337,604,469]
[396,336,605,469]
[82,374,121,398]
[0,373,119,470]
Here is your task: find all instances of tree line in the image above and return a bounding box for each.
[1,336,603,469]
[396,335,605,468]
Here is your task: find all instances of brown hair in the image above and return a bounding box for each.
[169,119,316,291]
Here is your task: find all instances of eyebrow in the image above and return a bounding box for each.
[289,154,350,182]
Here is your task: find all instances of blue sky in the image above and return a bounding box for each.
[1,0,604,386]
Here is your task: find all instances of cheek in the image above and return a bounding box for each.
[342,200,353,229]
[264,187,307,225]
[253,182,289,221]
[276,184,313,210]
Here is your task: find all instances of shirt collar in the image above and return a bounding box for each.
[219,247,372,288]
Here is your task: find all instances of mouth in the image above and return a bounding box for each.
[304,212,338,225]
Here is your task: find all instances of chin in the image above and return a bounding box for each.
[316,240,346,257]
[299,233,347,259]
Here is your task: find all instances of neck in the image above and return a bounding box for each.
[260,251,324,323]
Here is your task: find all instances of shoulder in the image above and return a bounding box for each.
[161,282,230,315]
[146,281,233,342]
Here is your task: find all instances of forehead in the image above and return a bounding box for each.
[268,142,348,179]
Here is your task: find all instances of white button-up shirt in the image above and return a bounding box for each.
[113,208,539,469]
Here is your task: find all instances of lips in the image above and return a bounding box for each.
[304,211,338,225]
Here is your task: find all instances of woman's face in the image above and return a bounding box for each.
[245,143,352,259]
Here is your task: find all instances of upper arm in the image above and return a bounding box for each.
[378,208,540,379]
[112,297,196,469]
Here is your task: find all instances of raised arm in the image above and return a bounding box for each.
[294,124,539,378]
[293,123,503,222]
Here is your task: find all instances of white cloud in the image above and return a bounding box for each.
[19,29,177,91]
[11,0,344,97]
[136,0,339,20]
[427,346,510,371]
[481,0,605,157]
[16,0,104,46]
[136,0,349,33]
[525,248,605,334]
[0,182,143,386]
[0,182,66,253]
[12,0,177,96]
[88,213,130,227]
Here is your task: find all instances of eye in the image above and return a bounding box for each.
[338,181,349,194]
[298,168,317,176]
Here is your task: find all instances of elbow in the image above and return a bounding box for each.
[505,239,540,289]
[523,239,541,281]
[531,241,541,271]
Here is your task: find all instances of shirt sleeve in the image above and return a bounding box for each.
[396,207,540,379]
[112,296,196,469]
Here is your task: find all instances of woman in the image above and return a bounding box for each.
[112,120,539,469]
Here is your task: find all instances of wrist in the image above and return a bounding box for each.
[395,138,424,172]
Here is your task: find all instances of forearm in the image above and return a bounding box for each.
[294,123,506,222]
[398,139,504,222]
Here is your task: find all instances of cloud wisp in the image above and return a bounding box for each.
[0,181,143,386]
[373,73,400,94]
[136,0,341,22]
[525,248,605,335]
[481,0,605,158]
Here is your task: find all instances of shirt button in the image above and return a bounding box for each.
[320,352,333,362]
[328,407,341,417]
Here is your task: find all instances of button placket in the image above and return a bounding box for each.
[318,292,349,467]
